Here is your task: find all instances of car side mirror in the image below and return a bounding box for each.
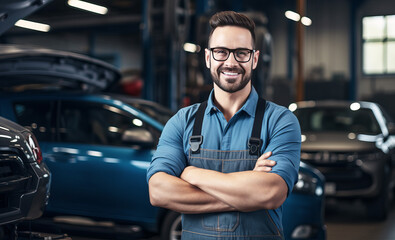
[122,128,155,147]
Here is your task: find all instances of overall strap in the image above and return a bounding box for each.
[189,101,207,154]
[189,98,266,155]
[248,98,267,156]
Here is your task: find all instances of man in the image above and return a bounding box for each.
[147,11,301,239]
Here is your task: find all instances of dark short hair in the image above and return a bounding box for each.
[208,11,256,48]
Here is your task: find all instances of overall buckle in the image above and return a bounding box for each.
[248,137,262,156]
[189,135,203,154]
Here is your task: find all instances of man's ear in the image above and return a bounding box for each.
[205,48,211,68]
[252,50,260,70]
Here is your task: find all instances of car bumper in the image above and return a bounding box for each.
[317,158,387,198]
[0,161,51,225]
[283,193,326,240]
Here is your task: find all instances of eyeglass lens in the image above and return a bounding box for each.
[211,48,252,62]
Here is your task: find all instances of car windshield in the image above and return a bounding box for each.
[293,107,381,135]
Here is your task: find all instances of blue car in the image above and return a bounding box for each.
[283,162,326,239]
[0,45,326,240]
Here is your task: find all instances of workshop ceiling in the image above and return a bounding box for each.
[9,0,143,33]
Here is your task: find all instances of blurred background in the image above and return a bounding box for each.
[1,0,395,240]
[2,0,394,115]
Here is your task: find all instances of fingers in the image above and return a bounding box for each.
[254,159,276,171]
[258,151,272,160]
[253,152,276,172]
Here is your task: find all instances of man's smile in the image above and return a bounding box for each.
[218,67,244,79]
[222,71,239,76]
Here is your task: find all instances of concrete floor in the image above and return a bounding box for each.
[49,201,395,240]
[325,200,395,240]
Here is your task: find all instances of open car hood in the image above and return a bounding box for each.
[0,0,52,35]
[0,1,120,91]
[0,44,121,92]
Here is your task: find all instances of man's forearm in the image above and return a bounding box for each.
[148,172,236,214]
[181,167,288,212]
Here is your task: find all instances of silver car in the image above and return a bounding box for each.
[289,100,395,220]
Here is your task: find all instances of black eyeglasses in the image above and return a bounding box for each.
[209,47,255,63]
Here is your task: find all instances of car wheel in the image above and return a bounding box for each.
[160,211,182,240]
[366,169,392,221]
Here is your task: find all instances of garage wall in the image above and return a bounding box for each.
[266,3,289,81]
[269,0,395,101]
[268,0,350,89]
[305,0,350,81]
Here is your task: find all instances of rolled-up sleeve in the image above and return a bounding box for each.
[146,109,188,182]
[265,108,301,195]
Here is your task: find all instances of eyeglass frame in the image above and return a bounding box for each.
[208,47,256,63]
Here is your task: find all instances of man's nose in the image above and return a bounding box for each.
[224,52,238,66]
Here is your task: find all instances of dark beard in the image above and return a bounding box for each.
[211,66,251,93]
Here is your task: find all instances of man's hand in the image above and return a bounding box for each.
[253,151,276,172]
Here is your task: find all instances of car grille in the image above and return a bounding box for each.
[0,152,32,210]
[301,151,357,166]
[301,151,373,191]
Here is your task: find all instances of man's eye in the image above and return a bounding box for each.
[237,51,248,56]
[215,50,227,54]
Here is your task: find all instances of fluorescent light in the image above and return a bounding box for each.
[15,19,50,32]
[301,16,312,26]
[285,11,301,22]
[68,0,108,15]
[183,43,201,53]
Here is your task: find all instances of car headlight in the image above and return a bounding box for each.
[293,172,323,196]
[291,225,317,239]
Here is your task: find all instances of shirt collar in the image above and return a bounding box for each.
[206,86,259,117]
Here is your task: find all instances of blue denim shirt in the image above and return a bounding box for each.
[147,87,301,230]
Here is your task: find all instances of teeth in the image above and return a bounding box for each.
[222,72,238,76]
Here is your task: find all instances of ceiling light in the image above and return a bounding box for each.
[183,43,201,53]
[285,11,312,26]
[15,19,51,32]
[285,11,301,22]
[301,17,312,26]
[68,0,108,15]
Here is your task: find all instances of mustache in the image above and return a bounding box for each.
[218,66,245,74]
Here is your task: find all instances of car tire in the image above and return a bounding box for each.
[365,169,392,221]
[160,211,182,240]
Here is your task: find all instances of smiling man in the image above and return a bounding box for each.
[147,11,301,239]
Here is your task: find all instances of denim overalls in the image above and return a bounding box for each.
[182,99,284,239]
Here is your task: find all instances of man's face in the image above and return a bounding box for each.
[205,26,259,93]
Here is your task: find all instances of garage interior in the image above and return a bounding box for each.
[1,0,395,239]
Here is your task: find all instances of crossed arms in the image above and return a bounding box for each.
[148,151,288,214]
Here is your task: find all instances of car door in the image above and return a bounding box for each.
[44,99,159,223]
